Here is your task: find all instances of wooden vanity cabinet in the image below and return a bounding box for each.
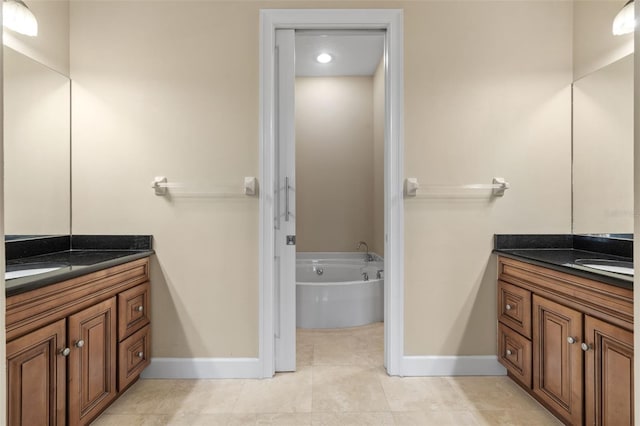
[6,257,151,426]
[6,319,67,426]
[498,280,532,339]
[532,295,583,425]
[117,281,151,390]
[497,256,633,425]
[498,322,532,388]
[584,316,634,425]
[67,297,118,425]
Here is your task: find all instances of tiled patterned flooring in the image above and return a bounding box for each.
[94,323,561,425]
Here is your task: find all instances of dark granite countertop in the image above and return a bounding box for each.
[6,235,154,297]
[494,234,633,290]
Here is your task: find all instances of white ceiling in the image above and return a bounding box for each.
[295,32,384,77]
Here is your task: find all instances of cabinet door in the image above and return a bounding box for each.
[584,316,634,425]
[532,295,583,425]
[6,318,67,426]
[68,297,117,426]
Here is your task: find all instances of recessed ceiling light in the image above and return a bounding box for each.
[316,53,332,64]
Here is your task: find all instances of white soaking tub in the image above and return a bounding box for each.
[296,252,383,329]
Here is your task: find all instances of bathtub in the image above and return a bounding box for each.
[296,252,384,329]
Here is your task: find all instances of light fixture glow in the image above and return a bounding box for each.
[612,0,635,35]
[316,53,332,64]
[3,0,38,37]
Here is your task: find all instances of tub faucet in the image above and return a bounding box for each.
[376,269,384,279]
[361,272,369,281]
[357,241,374,262]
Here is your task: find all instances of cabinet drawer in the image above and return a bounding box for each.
[498,323,532,389]
[118,282,150,341]
[498,280,531,338]
[118,324,151,391]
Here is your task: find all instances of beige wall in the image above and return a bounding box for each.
[573,0,633,80]
[372,59,384,256]
[403,1,571,355]
[70,1,572,358]
[3,0,70,76]
[70,1,260,357]
[295,76,377,253]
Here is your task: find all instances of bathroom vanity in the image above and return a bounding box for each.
[494,235,633,425]
[3,44,155,425]
[5,235,153,426]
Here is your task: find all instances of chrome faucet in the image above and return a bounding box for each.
[376,269,384,279]
[361,272,369,281]
[357,241,374,262]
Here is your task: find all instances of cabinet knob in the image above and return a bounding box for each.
[137,351,144,359]
[136,306,144,313]
[581,342,592,352]
[505,349,512,356]
[60,347,71,357]
[505,304,512,311]
[75,340,85,348]
[567,336,576,344]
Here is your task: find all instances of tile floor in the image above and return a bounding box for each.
[94,323,561,425]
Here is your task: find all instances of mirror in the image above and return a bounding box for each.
[4,46,71,239]
[572,53,633,239]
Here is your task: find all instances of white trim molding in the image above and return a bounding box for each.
[401,356,507,377]
[141,358,262,379]
[259,9,405,378]
[140,356,506,379]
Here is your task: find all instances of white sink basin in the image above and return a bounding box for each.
[574,259,634,276]
[5,266,63,280]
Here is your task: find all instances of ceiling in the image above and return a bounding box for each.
[295,31,384,77]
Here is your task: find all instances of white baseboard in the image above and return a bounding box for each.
[141,357,263,379]
[141,355,506,379]
[401,355,507,377]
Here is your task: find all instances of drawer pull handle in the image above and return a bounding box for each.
[581,343,592,352]
[137,351,144,359]
[505,304,512,311]
[75,340,85,348]
[136,306,144,313]
[567,336,576,344]
[505,349,512,356]
[60,348,70,357]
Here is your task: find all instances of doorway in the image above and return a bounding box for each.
[259,9,404,378]
[294,28,386,370]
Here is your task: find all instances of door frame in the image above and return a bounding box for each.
[259,9,404,377]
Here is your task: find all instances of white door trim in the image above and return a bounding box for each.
[259,9,404,378]
[273,28,297,372]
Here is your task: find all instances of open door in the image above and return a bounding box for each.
[274,28,296,372]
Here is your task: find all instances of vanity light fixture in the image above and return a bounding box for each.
[316,53,333,64]
[3,0,38,37]
[612,0,635,35]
